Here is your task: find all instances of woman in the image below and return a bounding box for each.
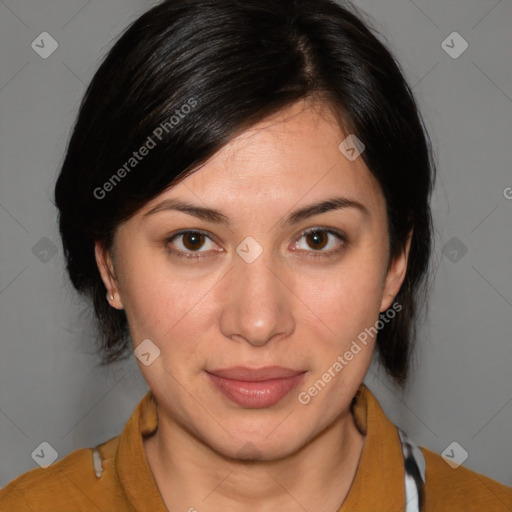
[1,0,510,510]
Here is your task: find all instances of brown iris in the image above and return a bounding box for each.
[305,230,328,251]
[182,232,206,251]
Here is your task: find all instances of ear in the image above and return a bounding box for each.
[94,240,124,310]
[380,229,413,312]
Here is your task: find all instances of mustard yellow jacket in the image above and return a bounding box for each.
[1,384,511,511]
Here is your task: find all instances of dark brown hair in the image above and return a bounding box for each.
[54,0,436,386]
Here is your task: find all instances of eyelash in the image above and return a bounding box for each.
[165,228,348,261]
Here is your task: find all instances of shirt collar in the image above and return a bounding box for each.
[115,389,166,511]
[340,383,406,511]
[115,384,405,511]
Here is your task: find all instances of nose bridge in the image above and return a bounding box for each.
[235,235,279,296]
[219,238,294,346]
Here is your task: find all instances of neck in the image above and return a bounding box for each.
[144,406,365,512]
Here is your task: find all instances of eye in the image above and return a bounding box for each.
[291,228,347,258]
[166,230,220,260]
[165,227,347,261]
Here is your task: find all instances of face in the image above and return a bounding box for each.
[96,98,410,461]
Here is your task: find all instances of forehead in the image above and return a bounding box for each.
[140,99,384,219]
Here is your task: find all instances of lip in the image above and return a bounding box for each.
[206,366,307,408]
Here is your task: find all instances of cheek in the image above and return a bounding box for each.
[306,250,388,342]
[116,246,210,348]
[294,252,387,412]
[119,261,241,392]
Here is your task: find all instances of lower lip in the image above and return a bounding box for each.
[206,372,307,408]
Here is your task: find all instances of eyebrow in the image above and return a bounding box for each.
[143,196,369,227]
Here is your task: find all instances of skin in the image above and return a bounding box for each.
[95,97,411,512]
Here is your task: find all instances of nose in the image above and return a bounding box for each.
[219,247,295,348]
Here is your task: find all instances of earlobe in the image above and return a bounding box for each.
[94,241,123,309]
[380,230,413,312]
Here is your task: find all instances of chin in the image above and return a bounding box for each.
[205,427,305,463]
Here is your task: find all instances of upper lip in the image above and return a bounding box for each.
[206,366,306,381]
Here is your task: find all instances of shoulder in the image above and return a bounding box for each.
[421,446,512,511]
[0,436,122,512]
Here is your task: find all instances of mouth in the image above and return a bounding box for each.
[205,366,307,409]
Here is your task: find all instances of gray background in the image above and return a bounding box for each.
[1,0,511,490]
